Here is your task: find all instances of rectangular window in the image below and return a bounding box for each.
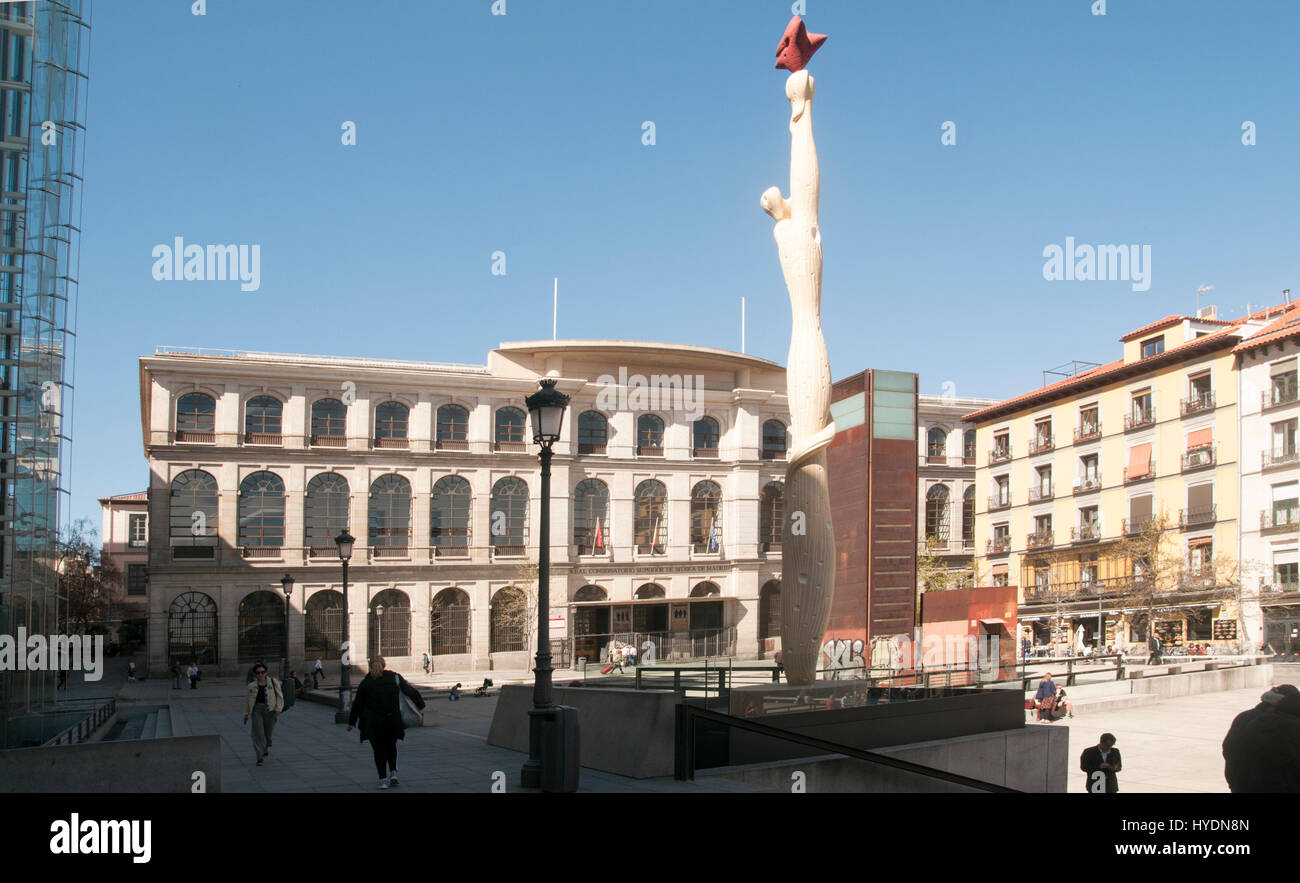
[1188,538,1213,573]
[1032,418,1052,452]
[995,475,1009,506]
[1131,390,1153,423]
[1272,419,1298,456]
[1128,494,1153,531]
[992,432,1010,460]
[128,514,147,547]
[1270,359,1297,407]
[126,564,147,597]
[1188,371,1211,401]
[1081,454,1099,483]
[1035,465,1052,498]
[1078,405,1099,439]
[1141,336,1165,358]
[1034,514,1052,535]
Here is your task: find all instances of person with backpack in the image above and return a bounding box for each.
[347,657,425,789]
[243,663,284,766]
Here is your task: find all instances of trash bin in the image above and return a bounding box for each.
[539,705,580,793]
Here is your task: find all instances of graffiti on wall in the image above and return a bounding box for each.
[821,638,866,679]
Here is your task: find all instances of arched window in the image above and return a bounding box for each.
[495,407,527,452]
[690,581,720,598]
[305,473,349,554]
[693,416,720,458]
[374,401,409,449]
[925,484,951,544]
[436,404,469,450]
[762,420,788,460]
[490,587,528,652]
[760,481,783,553]
[634,479,667,554]
[369,475,411,552]
[430,588,471,656]
[369,588,411,657]
[237,590,284,663]
[574,585,607,602]
[963,429,976,464]
[176,393,215,441]
[170,469,218,559]
[634,583,665,600]
[690,480,722,553]
[637,414,664,456]
[759,580,781,641]
[490,476,528,557]
[962,486,975,547]
[573,478,610,554]
[578,411,608,455]
[431,475,472,557]
[245,396,283,443]
[168,591,218,665]
[311,398,347,446]
[238,471,286,550]
[304,590,344,659]
[926,427,948,463]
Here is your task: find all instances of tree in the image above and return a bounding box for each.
[56,518,123,634]
[493,559,539,652]
[915,536,978,596]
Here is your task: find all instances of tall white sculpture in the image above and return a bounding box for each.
[762,17,835,686]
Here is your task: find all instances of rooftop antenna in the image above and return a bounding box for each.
[553,277,558,340]
[1196,284,1213,313]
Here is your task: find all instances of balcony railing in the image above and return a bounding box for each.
[375,437,409,449]
[1073,476,1103,494]
[1262,384,1298,411]
[987,537,1011,555]
[241,546,282,559]
[1028,486,1053,504]
[1180,505,1217,529]
[1027,531,1054,549]
[637,445,665,457]
[1023,576,1131,603]
[989,447,1011,465]
[1122,518,1152,537]
[1263,450,1300,470]
[1179,570,1218,590]
[1125,409,1155,431]
[1182,445,1215,472]
[1263,582,1300,595]
[1123,466,1154,483]
[964,451,976,465]
[175,430,215,443]
[760,448,787,461]
[435,438,468,451]
[922,455,977,467]
[310,433,346,447]
[370,545,411,560]
[1071,523,1101,543]
[244,432,282,445]
[494,441,527,453]
[1028,435,1054,455]
[578,443,608,455]
[1261,507,1299,533]
[1180,392,1215,416]
[988,495,1011,512]
[1073,423,1102,443]
[692,447,720,459]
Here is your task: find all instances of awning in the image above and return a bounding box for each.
[978,618,1006,626]
[992,563,1008,576]
[1187,428,1212,449]
[1127,443,1152,479]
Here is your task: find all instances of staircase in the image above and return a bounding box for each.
[103,705,173,741]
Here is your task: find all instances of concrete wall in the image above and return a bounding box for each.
[0,735,221,793]
[487,685,682,779]
[1131,662,1272,698]
[700,724,1068,793]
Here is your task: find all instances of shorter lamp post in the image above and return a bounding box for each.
[520,377,571,789]
[334,530,354,724]
[279,574,294,682]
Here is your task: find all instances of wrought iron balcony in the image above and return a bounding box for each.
[1125,409,1156,431]
[310,433,346,447]
[244,433,282,445]
[1179,505,1217,529]
[1073,476,1103,494]
[1261,507,1299,533]
[1182,445,1216,472]
[1029,435,1054,455]
[175,430,215,443]
[692,446,720,459]
[578,443,607,455]
[1179,570,1218,590]
[494,441,527,453]
[1027,530,1054,550]
[988,494,1011,512]
[1180,392,1215,416]
[1262,384,1298,411]
[989,447,1011,465]
[1123,466,1155,484]
[922,454,977,468]
[1263,449,1300,470]
[1028,486,1054,504]
[434,438,468,451]
[987,537,1011,555]
[637,445,665,457]
[376,436,410,449]
[1071,523,1101,543]
[1073,423,1102,443]
[1122,518,1152,537]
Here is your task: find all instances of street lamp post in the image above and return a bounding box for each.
[521,377,569,789]
[279,573,294,683]
[334,530,355,724]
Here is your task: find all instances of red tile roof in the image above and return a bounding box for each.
[98,491,147,504]
[1119,313,1237,342]
[1233,301,1300,354]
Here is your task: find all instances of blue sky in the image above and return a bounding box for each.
[69,0,1300,528]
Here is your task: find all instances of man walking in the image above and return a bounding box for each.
[244,663,284,767]
[313,657,325,688]
[1222,684,1300,792]
[1080,733,1122,793]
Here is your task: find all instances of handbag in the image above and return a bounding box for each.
[395,673,423,728]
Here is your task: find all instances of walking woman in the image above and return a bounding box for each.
[243,663,284,766]
[347,656,425,789]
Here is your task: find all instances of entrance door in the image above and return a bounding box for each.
[574,605,611,662]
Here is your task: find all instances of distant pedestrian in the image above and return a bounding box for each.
[314,657,324,685]
[126,660,137,681]
[187,662,199,689]
[1080,733,1122,793]
[1222,684,1300,793]
[422,652,431,674]
[171,662,181,689]
[1147,634,1162,665]
[243,663,284,767]
[347,656,426,789]
[449,683,461,701]
[1034,673,1058,722]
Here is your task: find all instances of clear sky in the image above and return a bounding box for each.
[69,0,1300,528]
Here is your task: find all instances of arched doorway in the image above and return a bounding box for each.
[237,591,285,664]
[430,588,471,656]
[168,591,218,666]
[304,590,344,660]
[369,589,411,658]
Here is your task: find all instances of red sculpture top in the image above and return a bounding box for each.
[774,16,827,72]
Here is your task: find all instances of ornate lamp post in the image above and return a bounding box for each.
[279,573,294,683]
[520,377,569,789]
[334,530,354,724]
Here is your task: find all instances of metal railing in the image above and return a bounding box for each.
[1073,476,1103,494]
[989,448,1011,465]
[1123,466,1155,483]
[1182,445,1215,471]
[1125,410,1156,431]
[1027,531,1054,549]
[987,537,1011,554]
[988,494,1011,511]
[1260,508,1299,532]
[1029,435,1054,455]
[1263,450,1300,469]
[1122,518,1152,537]
[1180,392,1215,416]
[1262,385,1298,410]
[45,698,117,747]
[1028,486,1053,504]
[1070,523,1101,543]
[922,454,977,468]
[1074,423,1101,443]
[1180,505,1217,528]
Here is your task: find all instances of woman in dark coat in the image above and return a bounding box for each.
[347,656,426,788]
